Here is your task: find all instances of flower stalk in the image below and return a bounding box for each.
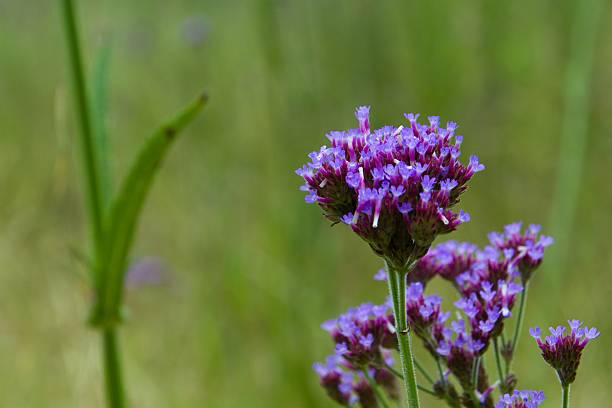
[507,283,528,375]
[562,385,570,408]
[386,262,421,408]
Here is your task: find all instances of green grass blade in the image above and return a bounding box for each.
[90,92,208,326]
[91,43,113,209]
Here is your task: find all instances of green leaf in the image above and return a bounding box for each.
[90,92,208,327]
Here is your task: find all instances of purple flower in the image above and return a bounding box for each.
[411,240,479,286]
[405,283,445,337]
[531,320,600,386]
[313,354,399,406]
[297,107,483,269]
[496,390,545,407]
[322,302,396,366]
[487,223,553,283]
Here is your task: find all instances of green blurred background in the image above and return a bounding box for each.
[1,0,611,406]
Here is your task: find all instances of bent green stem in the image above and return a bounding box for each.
[562,385,570,408]
[385,262,421,408]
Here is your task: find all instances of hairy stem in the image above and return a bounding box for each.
[386,262,421,408]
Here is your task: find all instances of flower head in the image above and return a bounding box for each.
[297,107,483,269]
[405,282,447,339]
[411,240,479,286]
[313,354,398,406]
[487,223,553,283]
[322,302,396,366]
[496,390,545,407]
[530,320,600,386]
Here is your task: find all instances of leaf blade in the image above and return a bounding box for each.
[90,92,208,326]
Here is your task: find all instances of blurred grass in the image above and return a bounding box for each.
[0,0,611,406]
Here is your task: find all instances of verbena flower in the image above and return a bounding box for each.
[297,107,483,269]
[405,282,449,340]
[487,223,553,283]
[454,279,523,346]
[322,303,396,367]
[313,354,398,407]
[496,390,545,407]
[413,241,480,286]
[530,320,600,387]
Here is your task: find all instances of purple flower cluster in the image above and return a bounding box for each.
[313,355,397,407]
[496,390,545,408]
[530,320,600,386]
[322,303,396,367]
[297,107,484,268]
[487,223,553,283]
[411,241,480,286]
[405,282,449,340]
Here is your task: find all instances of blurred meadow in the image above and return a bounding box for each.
[1,0,612,406]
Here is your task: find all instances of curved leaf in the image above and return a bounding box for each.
[90,93,208,326]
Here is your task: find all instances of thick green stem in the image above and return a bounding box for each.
[562,385,570,408]
[508,284,528,375]
[103,329,126,408]
[60,0,104,256]
[386,262,421,408]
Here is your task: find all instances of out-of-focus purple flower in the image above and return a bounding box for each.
[125,257,167,290]
[530,320,600,386]
[297,107,483,269]
[495,390,545,407]
[487,223,553,283]
[313,355,355,406]
[313,355,398,407]
[411,240,479,286]
[322,302,396,366]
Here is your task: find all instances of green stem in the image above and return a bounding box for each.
[363,369,391,408]
[471,356,481,390]
[103,329,126,408]
[417,385,437,397]
[493,337,505,386]
[386,262,421,408]
[435,356,445,382]
[61,1,126,406]
[562,385,570,408]
[508,284,528,375]
[414,359,435,385]
[385,367,437,400]
[60,0,104,255]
